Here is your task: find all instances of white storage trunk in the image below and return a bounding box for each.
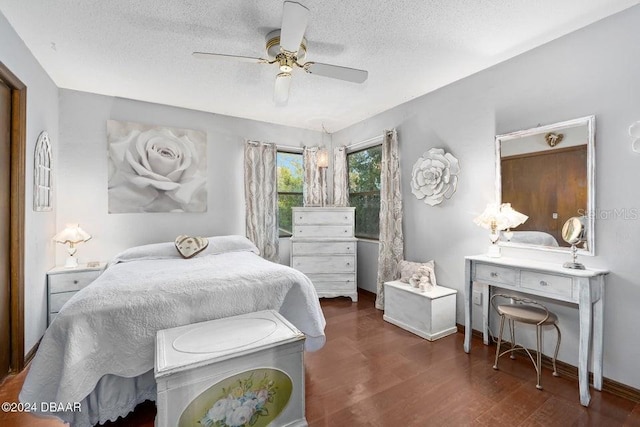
[383,281,457,341]
[155,310,307,427]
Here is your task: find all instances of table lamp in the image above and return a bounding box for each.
[53,224,92,268]
[474,203,527,257]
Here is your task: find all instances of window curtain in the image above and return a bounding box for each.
[333,146,349,207]
[303,146,323,206]
[244,141,279,262]
[375,129,404,310]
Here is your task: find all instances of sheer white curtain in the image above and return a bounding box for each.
[244,141,279,262]
[303,146,323,206]
[375,129,404,309]
[333,146,349,207]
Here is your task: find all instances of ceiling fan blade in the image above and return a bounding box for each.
[274,72,292,105]
[192,52,266,64]
[280,1,309,53]
[304,62,368,83]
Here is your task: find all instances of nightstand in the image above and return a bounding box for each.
[47,263,105,325]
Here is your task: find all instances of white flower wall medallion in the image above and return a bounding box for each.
[410,148,460,206]
[107,120,207,213]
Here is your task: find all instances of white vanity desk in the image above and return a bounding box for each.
[464,255,608,406]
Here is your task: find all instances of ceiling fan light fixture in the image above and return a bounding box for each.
[274,72,292,105]
[277,52,295,73]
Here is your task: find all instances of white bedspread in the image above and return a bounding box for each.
[20,236,326,426]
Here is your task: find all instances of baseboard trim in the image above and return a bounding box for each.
[456,324,640,403]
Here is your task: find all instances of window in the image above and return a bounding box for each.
[348,145,382,239]
[277,151,304,237]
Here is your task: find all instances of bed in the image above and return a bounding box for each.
[502,230,560,246]
[20,235,326,427]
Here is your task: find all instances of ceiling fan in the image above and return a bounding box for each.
[193,1,368,105]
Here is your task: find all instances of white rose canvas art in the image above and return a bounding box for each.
[107,120,207,213]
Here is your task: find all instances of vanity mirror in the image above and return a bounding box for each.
[495,115,595,255]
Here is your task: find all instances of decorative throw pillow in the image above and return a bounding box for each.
[174,235,209,259]
[398,259,437,287]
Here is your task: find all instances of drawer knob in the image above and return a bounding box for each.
[540,280,549,287]
[346,247,350,250]
[344,229,348,233]
[490,272,498,278]
[73,280,79,285]
[347,262,351,266]
[344,216,348,219]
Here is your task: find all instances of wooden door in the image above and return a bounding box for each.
[0,78,11,380]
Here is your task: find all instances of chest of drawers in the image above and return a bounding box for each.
[47,263,105,325]
[290,207,357,302]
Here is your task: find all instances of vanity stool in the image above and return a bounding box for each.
[491,294,561,390]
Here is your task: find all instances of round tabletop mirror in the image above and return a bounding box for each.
[562,216,586,269]
[561,216,586,245]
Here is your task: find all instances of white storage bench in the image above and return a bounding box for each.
[155,310,307,427]
[383,280,457,341]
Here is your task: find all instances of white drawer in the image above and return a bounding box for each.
[305,273,355,283]
[48,270,100,293]
[314,281,356,293]
[292,256,355,274]
[293,225,353,238]
[49,291,76,313]
[521,271,573,299]
[293,210,354,225]
[306,274,356,292]
[292,241,355,255]
[474,264,518,286]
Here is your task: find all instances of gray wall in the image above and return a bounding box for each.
[333,6,640,389]
[57,89,322,263]
[0,12,59,354]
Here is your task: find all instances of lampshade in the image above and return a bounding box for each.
[53,224,91,268]
[473,203,527,231]
[500,203,528,228]
[473,203,509,231]
[53,224,92,244]
[317,149,329,168]
[474,203,527,257]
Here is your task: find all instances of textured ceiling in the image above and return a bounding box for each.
[0,0,637,131]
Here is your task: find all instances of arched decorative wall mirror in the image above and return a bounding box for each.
[495,115,595,255]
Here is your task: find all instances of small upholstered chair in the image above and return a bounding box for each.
[490,294,561,390]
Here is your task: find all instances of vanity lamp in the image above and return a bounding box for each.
[630,121,640,153]
[474,203,528,257]
[53,224,92,268]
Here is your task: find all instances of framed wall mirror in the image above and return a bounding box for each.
[495,115,595,255]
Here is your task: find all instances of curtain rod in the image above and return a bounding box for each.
[276,144,303,153]
[345,133,384,151]
[245,140,304,153]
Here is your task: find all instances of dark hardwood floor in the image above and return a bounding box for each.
[1,290,639,426]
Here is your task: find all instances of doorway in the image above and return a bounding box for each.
[0,62,26,380]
